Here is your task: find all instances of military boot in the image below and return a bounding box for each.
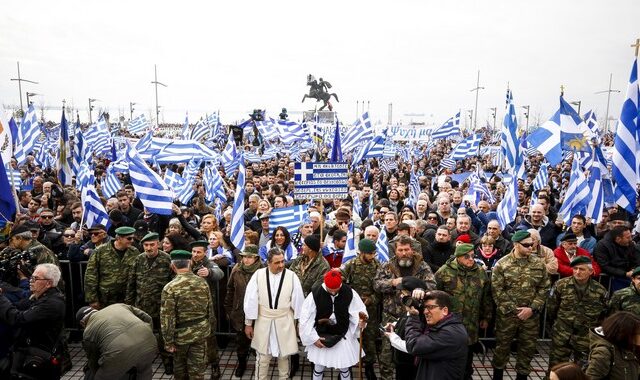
[211,363,221,380]
[515,374,528,380]
[290,353,300,378]
[364,363,377,380]
[163,357,173,375]
[492,367,504,380]
[235,355,247,378]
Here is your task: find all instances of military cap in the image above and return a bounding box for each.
[632,266,640,278]
[140,232,159,243]
[454,243,475,257]
[560,232,578,242]
[358,239,376,254]
[189,240,209,249]
[170,250,193,260]
[24,220,40,231]
[87,224,107,233]
[609,212,628,222]
[240,245,259,257]
[396,276,427,291]
[10,224,31,237]
[570,256,591,267]
[115,226,136,236]
[511,230,531,242]
[75,306,97,325]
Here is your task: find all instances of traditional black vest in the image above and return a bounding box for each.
[312,284,353,337]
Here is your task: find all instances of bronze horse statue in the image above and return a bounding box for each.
[302,74,339,111]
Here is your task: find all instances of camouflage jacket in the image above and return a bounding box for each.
[373,252,436,321]
[125,251,174,321]
[608,284,640,316]
[84,241,140,307]
[26,240,59,266]
[435,257,493,344]
[289,253,330,297]
[547,277,608,333]
[491,252,550,316]
[161,271,212,346]
[341,256,382,308]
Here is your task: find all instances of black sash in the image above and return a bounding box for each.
[266,269,287,309]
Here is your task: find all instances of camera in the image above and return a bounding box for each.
[401,294,424,311]
[0,250,35,284]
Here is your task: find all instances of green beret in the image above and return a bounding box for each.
[511,230,531,243]
[240,245,259,257]
[358,239,376,254]
[115,226,136,236]
[140,232,159,243]
[170,250,192,260]
[569,256,591,267]
[454,243,475,257]
[632,266,640,278]
[190,240,209,249]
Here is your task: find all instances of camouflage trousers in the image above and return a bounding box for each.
[153,317,171,365]
[207,317,219,364]
[492,313,540,375]
[548,321,590,369]
[379,314,395,379]
[362,304,380,365]
[174,339,207,380]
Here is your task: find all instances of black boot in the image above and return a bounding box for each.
[290,354,300,378]
[492,367,504,380]
[235,356,247,378]
[364,363,377,380]
[211,363,221,380]
[515,374,528,380]
[163,357,173,375]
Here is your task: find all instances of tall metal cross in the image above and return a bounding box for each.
[595,73,620,134]
[631,38,640,57]
[151,64,167,126]
[469,70,485,131]
[10,61,38,115]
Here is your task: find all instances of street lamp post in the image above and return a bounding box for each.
[88,98,98,124]
[489,107,497,134]
[26,92,39,106]
[595,73,620,134]
[522,105,530,133]
[151,65,167,126]
[570,101,582,116]
[130,102,136,120]
[469,70,485,131]
[10,62,38,117]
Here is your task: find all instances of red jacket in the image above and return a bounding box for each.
[553,246,601,278]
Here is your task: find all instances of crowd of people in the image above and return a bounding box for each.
[0,125,640,380]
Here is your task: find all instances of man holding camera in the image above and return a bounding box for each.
[374,235,436,379]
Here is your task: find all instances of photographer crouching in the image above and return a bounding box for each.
[0,263,65,380]
[404,290,468,380]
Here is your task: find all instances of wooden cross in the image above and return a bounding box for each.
[632,38,640,57]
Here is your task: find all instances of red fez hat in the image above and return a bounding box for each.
[324,269,343,290]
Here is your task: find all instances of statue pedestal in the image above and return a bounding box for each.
[303,110,336,124]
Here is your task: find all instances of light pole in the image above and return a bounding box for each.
[570,101,582,116]
[26,92,39,106]
[151,64,167,126]
[521,105,530,133]
[88,98,98,123]
[489,107,497,133]
[10,62,38,117]
[595,73,620,134]
[469,70,485,131]
[130,102,136,120]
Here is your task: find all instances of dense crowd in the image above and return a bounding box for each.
[1,126,640,380]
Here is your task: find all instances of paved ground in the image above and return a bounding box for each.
[62,338,552,379]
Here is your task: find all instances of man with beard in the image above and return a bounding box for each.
[517,204,561,249]
[554,233,601,278]
[424,226,454,273]
[374,235,436,379]
[609,266,640,315]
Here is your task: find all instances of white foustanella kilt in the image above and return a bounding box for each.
[304,332,363,368]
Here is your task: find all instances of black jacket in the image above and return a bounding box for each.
[405,313,468,380]
[594,233,640,278]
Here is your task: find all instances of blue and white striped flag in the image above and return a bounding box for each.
[382,141,396,158]
[352,192,362,218]
[449,133,482,160]
[72,120,84,176]
[467,172,496,204]
[75,161,94,189]
[163,169,184,189]
[533,162,549,191]
[268,204,310,235]
[220,132,239,175]
[190,119,210,142]
[342,112,373,154]
[368,191,374,217]
[128,114,150,135]
[583,110,600,141]
[612,58,640,213]
[342,221,357,264]
[230,155,245,251]
[4,165,21,188]
[204,164,227,203]
[496,174,518,230]
[81,184,111,229]
[380,158,398,175]
[126,144,173,215]
[181,114,191,140]
[351,132,386,167]
[14,104,41,165]
[256,119,279,141]
[501,89,520,172]
[440,157,456,171]
[84,115,111,156]
[431,112,461,140]
[558,157,592,223]
[102,164,122,199]
[58,110,73,186]
[376,228,389,263]
[278,120,310,145]
[586,146,607,223]
[408,170,420,208]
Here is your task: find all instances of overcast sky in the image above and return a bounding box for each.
[1,0,638,128]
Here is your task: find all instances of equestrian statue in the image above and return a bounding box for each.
[301,74,339,111]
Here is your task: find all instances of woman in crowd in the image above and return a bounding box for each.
[161,232,190,253]
[550,362,588,380]
[475,235,503,270]
[586,311,640,379]
[258,226,296,262]
[208,230,237,267]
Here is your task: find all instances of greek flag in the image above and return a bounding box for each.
[57,111,73,186]
[449,133,482,160]
[352,192,362,217]
[4,166,21,188]
[190,119,210,142]
[330,119,343,162]
[204,164,227,203]
[501,89,520,172]
[467,173,495,204]
[558,157,592,223]
[256,119,279,141]
[72,120,84,176]
[382,141,396,158]
[380,158,398,175]
[583,110,600,140]
[440,157,456,171]
[102,164,122,199]
[342,112,373,154]
[83,116,111,156]
[351,131,386,167]
[342,221,357,264]
[533,162,549,191]
[126,144,173,215]
[230,155,245,251]
[586,146,607,223]
[268,204,310,235]
[496,174,518,230]
[376,228,389,263]
[164,169,185,189]
[75,161,94,189]
[278,120,310,145]
[14,104,41,165]
[369,191,374,217]
[81,184,111,229]
[181,114,191,140]
[220,132,239,174]
[128,114,150,135]
[612,59,640,213]
[407,170,420,208]
[431,112,461,140]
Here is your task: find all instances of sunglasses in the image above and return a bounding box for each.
[90,231,104,236]
[40,215,54,219]
[63,234,75,238]
[519,242,535,248]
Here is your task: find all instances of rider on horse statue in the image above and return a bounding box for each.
[302,74,339,111]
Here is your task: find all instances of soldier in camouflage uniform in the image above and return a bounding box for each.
[373,235,436,379]
[435,243,492,380]
[289,234,329,376]
[84,226,140,309]
[161,250,212,380]
[547,255,608,371]
[190,240,224,380]
[491,230,551,380]
[125,232,174,374]
[341,238,382,380]
[609,266,640,315]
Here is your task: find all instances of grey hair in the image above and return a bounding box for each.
[172,259,191,269]
[37,263,61,286]
[14,231,33,240]
[267,247,285,263]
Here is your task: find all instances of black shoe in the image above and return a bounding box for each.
[163,360,173,375]
[289,354,300,378]
[235,356,247,378]
[492,367,504,380]
[211,364,221,380]
[515,374,528,380]
[364,363,377,380]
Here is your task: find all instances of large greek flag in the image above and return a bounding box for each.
[128,114,150,135]
[351,132,386,167]
[190,119,210,141]
[501,89,519,171]
[127,145,173,215]
[204,164,227,202]
[81,184,111,229]
[431,112,461,140]
[449,133,482,160]
[342,112,373,154]
[496,174,518,229]
[256,119,279,141]
[376,228,389,263]
[268,204,310,235]
[230,155,245,251]
[558,157,592,223]
[14,104,41,165]
[220,132,239,174]
[102,164,122,199]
